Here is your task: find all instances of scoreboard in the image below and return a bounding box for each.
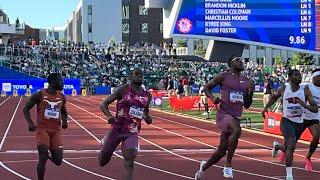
[174,0,316,52]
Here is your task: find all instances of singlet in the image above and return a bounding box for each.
[114,85,149,133]
[219,72,249,118]
[282,84,305,123]
[37,89,64,129]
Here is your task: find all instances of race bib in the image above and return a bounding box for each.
[129,106,144,119]
[287,106,303,117]
[230,91,244,103]
[44,108,60,119]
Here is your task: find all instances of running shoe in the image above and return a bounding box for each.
[223,167,233,178]
[305,158,312,172]
[194,161,206,180]
[272,141,279,158]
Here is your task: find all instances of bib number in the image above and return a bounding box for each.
[287,106,303,117]
[44,108,60,119]
[230,91,244,103]
[129,106,144,120]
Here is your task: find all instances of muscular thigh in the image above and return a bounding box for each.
[121,133,138,152]
[49,129,62,150]
[101,128,123,153]
[36,128,50,147]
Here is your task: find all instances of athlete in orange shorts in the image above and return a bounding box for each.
[23,73,68,180]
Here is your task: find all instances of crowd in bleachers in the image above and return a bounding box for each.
[0,41,318,95]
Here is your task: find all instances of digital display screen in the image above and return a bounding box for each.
[174,0,316,51]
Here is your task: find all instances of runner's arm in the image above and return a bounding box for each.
[203,73,225,104]
[23,91,41,129]
[143,92,152,124]
[61,95,68,128]
[100,85,125,119]
[302,86,319,113]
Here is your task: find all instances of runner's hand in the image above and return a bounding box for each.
[213,97,221,105]
[144,115,152,125]
[107,116,116,124]
[28,123,36,132]
[293,97,305,106]
[62,121,68,129]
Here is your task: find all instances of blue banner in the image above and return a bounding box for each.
[95,86,112,95]
[0,79,81,95]
[174,0,316,51]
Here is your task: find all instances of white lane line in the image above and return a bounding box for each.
[0,97,31,180]
[138,136,282,180]
[2,148,313,154]
[68,113,193,179]
[63,159,116,180]
[2,157,99,164]
[0,96,11,107]
[2,149,163,154]
[78,97,320,174]
[0,134,108,139]
[84,97,320,160]
[0,161,31,180]
[69,102,278,179]
[0,97,21,150]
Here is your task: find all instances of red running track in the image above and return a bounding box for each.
[0,95,319,180]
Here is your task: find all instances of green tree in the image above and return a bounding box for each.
[274,54,283,66]
[290,53,314,66]
[193,45,206,58]
[108,36,116,46]
[177,39,188,47]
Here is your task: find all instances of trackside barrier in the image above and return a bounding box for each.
[169,96,214,111]
[149,89,168,98]
[72,89,77,97]
[0,79,80,95]
[12,90,18,97]
[0,90,6,97]
[25,89,31,97]
[81,89,87,97]
[263,112,316,142]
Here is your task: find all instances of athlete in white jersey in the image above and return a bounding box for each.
[300,69,320,171]
[270,69,320,172]
[262,69,318,180]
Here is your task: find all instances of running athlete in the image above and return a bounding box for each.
[23,73,68,180]
[262,69,318,180]
[99,68,152,180]
[195,56,254,179]
[270,69,320,172]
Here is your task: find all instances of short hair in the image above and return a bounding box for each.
[131,68,143,75]
[228,55,242,67]
[288,69,300,78]
[47,73,61,84]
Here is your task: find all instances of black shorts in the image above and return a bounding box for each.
[303,119,320,128]
[280,117,306,141]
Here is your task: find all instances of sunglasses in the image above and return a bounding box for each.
[231,57,244,63]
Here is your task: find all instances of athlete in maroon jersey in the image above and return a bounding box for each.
[99,68,152,180]
[195,56,254,179]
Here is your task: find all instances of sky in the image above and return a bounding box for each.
[0,0,79,29]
